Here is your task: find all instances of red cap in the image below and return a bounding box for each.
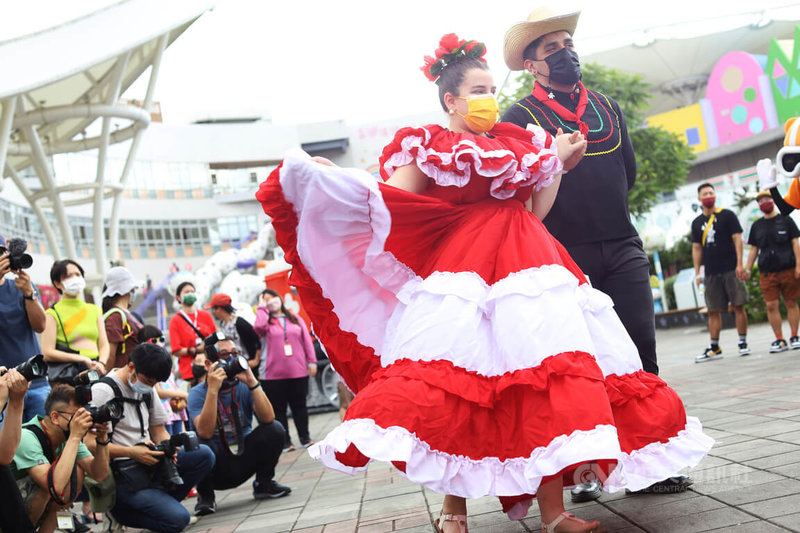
[203,292,232,309]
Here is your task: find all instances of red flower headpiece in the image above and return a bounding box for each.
[421,33,487,85]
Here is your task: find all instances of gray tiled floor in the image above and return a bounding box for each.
[96,320,800,532]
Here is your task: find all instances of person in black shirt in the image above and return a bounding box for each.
[745,190,800,352]
[502,6,693,503]
[691,182,750,361]
[501,10,655,379]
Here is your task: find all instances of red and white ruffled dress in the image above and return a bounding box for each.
[256,122,713,518]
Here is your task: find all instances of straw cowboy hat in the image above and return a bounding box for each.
[503,7,581,71]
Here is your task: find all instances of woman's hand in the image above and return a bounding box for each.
[555,128,586,172]
[311,156,337,167]
[308,364,318,378]
[91,360,106,375]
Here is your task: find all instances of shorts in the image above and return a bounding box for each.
[705,270,748,312]
[759,268,800,302]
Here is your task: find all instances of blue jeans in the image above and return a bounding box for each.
[165,419,184,436]
[0,383,50,431]
[24,383,50,421]
[111,445,215,533]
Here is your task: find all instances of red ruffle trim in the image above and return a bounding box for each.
[334,354,688,464]
[257,165,383,394]
[378,123,556,183]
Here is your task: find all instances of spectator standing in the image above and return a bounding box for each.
[692,183,750,362]
[253,289,317,451]
[745,190,800,351]
[42,260,110,377]
[140,325,190,435]
[188,335,290,516]
[168,281,215,381]
[0,235,49,419]
[204,292,261,369]
[101,266,144,369]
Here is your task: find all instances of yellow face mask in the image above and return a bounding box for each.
[456,94,499,134]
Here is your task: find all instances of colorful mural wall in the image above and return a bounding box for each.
[648,26,799,152]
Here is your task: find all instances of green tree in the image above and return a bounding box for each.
[498,63,695,216]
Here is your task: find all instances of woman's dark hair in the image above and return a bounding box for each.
[130,342,172,382]
[49,259,85,294]
[437,57,489,112]
[175,281,195,298]
[262,288,299,325]
[101,287,124,313]
[137,324,163,344]
[45,384,77,415]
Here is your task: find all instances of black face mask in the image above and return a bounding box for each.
[544,47,581,86]
[192,363,207,380]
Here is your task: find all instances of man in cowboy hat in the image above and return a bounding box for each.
[502,7,692,500]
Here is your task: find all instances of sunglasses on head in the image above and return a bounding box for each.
[147,336,166,344]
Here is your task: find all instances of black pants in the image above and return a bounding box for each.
[0,464,35,533]
[197,421,285,497]
[565,235,659,375]
[262,377,310,444]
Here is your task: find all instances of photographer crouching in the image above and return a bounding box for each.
[9,382,110,533]
[1,364,34,533]
[87,342,215,532]
[188,332,290,516]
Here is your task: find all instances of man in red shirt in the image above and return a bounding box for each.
[168,282,216,380]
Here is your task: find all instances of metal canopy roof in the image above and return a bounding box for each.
[583,20,799,116]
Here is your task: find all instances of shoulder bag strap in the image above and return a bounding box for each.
[51,304,72,351]
[178,312,204,339]
[701,208,723,247]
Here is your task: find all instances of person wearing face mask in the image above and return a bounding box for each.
[204,292,261,369]
[744,190,800,352]
[168,281,216,381]
[42,260,110,379]
[86,342,215,533]
[257,33,713,533]
[101,266,144,370]
[692,182,750,362]
[253,289,316,452]
[10,384,109,533]
[140,325,190,436]
[188,334,290,516]
[502,9,656,373]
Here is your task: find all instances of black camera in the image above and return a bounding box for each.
[147,431,200,488]
[72,369,100,405]
[0,238,33,270]
[215,355,249,381]
[0,353,47,381]
[84,399,124,424]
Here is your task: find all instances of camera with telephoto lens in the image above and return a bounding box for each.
[0,353,47,381]
[69,369,125,424]
[0,237,33,270]
[147,431,200,488]
[215,354,249,381]
[84,399,124,424]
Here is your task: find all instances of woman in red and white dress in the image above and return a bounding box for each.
[257,35,712,533]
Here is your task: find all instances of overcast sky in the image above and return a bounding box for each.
[4,0,800,125]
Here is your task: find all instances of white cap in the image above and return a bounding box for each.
[102,267,143,299]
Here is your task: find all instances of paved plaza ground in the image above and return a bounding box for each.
[93,320,800,532]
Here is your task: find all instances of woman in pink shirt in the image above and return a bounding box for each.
[254,289,317,451]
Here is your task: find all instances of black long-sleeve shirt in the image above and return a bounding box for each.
[502,87,638,246]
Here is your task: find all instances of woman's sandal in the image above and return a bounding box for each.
[541,511,604,533]
[434,512,468,533]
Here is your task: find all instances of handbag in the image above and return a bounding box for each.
[47,305,88,384]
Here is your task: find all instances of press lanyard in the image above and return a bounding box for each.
[275,316,293,356]
[216,387,245,456]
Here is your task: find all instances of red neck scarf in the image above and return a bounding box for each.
[531,81,589,137]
